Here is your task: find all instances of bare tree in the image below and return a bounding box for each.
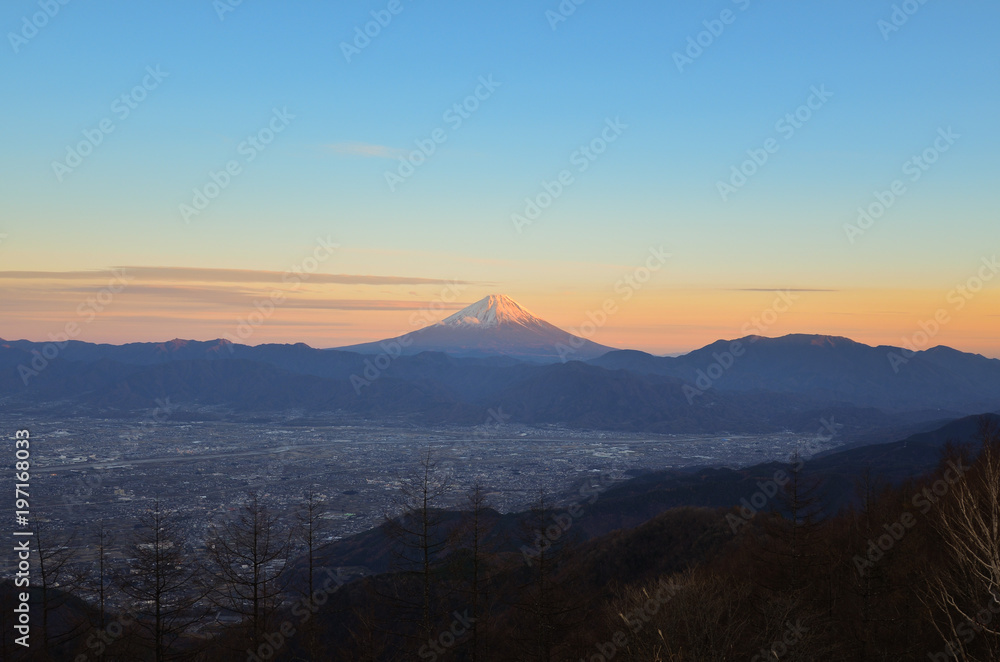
[295,490,326,601]
[82,520,115,662]
[455,482,500,662]
[381,448,453,650]
[922,420,1000,661]
[33,521,88,658]
[293,490,327,659]
[779,451,828,594]
[206,490,291,655]
[118,501,209,661]
[343,583,390,662]
[509,491,582,662]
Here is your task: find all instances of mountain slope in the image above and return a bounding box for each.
[337,294,615,362]
[591,334,1000,414]
[4,330,1000,433]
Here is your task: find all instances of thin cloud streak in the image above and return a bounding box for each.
[0,288,466,312]
[0,267,471,286]
[727,288,840,292]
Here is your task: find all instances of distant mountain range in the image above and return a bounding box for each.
[592,333,1000,413]
[3,295,999,436]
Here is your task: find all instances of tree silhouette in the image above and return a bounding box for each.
[206,490,291,656]
[118,501,209,661]
[922,420,1000,661]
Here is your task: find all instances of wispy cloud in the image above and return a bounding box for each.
[0,281,469,312]
[728,288,839,293]
[324,142,408,159]
[0,267,471,286]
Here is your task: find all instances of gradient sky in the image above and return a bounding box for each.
[1,1,998,356]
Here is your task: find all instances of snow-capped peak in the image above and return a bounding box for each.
[439,294,545,329]
[337,293,616,361]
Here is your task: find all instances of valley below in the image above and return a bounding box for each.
[1,413,835,578]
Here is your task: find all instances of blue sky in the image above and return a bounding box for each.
[1,0,998,353]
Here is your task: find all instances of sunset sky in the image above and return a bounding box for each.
[1,1,998,356]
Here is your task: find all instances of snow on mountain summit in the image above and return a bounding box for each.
[439,294,543,329]
[336,293,615,361]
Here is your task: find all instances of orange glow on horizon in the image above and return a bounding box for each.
[2,275,998,358]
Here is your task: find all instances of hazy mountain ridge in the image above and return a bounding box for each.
[590,333,1000,413]
[2,331,998,434]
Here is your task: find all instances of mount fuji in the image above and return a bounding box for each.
[337,294,615,362]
